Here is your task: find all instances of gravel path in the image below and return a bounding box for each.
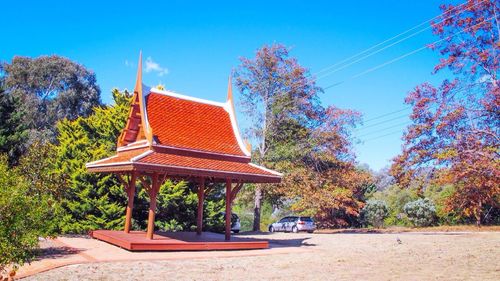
[22,231,500,281]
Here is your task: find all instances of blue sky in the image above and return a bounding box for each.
[0,0,457,171]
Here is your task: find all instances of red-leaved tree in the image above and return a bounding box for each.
[236,44,371,229]
[391,0,499,225]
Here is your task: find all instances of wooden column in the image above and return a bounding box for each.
[146,173,160,240]
[225,179,232,241]
[197,177,205,235]
[124,173,137,233]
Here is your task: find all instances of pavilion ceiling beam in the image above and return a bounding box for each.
[230,181,244,202]
[139,175,152,193]
[204,181,216,195]
[160,173,168,186]
[116,174,129,191]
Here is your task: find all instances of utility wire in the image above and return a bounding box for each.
[362,130,405,142]
[355,113,410,131]
[316,26,432,80]
[363,106,412,123]
[314,0,484,79]
[356,85,488,141]
[360,109,486,143]
[323,16,493,90]
[356,121,412,138]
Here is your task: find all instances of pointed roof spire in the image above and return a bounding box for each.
[225,73,251,156]
[134,51,143,95]
[227,74,233,102]
[226,74,236,115]
[134,51,154,145]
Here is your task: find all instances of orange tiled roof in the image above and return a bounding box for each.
[88,148,149,166]
[138,152,275,176]
[86,148,280,182]
[86,66,281,183]
[146,93,245,156]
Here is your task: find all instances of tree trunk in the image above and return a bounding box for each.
[252,186,263,231]
[475,202,482,227]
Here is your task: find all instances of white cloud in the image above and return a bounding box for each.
[144,56,168,77]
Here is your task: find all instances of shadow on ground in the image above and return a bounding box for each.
[234,232,316,248]
[267,237,315,248]
[33,246,81,261]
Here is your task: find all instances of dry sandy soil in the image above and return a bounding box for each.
[22,231,500,281]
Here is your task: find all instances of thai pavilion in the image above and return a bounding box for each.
[85,54,281,251]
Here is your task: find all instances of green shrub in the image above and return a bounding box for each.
[362,200,389,228]
[155,219,184,232]
[423,184,460,224]
[403,198,437,227]
[370,185,419,226]
[0,155,56,272]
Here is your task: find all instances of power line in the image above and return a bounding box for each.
[316,26,432,80]
[356,87,488,141]
[356,121,412,138]
[314,0,485,79]
[363,106,412,123]
[361,130,404,142]
[355,113,410,131]
[360,107,486,143]
[313,0,472,76]
[355,82,484,136]
[323,16,493,90]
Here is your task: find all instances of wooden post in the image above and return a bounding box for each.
[197,177,205,235]
[124,173,137,233]
[146,173,159,239]
[225,179,232,241]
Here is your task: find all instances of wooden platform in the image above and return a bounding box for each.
[90,230,269,251]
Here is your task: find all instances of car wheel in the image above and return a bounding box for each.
[292,226,298,233]
[233,230,239,233]
[269,226,275,233]
[307,230,314,233]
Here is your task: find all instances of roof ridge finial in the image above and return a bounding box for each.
[227,73,233,103]
[134,51,143,94]
[135,51,154,146]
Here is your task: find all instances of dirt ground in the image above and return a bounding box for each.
[22,231,500,281]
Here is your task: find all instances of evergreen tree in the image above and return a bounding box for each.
[1,55,102,163]
[54,89,130,233]
[0,80,28,165]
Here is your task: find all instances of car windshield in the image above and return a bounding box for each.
[300,217,313,222]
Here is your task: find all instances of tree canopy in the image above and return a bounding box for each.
[0,55,101,163]
[391,0,499,225]
[235,44,373,228]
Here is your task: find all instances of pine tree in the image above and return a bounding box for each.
[54,89,130,233]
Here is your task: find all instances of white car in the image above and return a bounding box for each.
[269,216,315,233]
